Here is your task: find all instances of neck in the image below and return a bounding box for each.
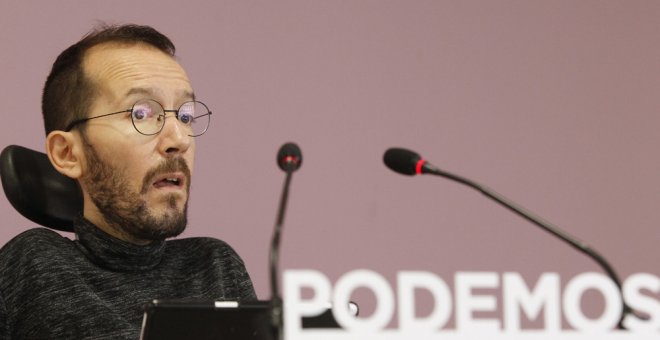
[83,204,152,245]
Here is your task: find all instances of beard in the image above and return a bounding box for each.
[80,139,192,242]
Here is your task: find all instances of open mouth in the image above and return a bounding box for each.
[152,173,186,190]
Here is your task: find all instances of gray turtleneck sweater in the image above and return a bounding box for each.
[0,217,256,339]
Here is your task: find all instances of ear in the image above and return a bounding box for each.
[46,130,84,179]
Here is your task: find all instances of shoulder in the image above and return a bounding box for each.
[0,228,72,258]
[0,228,75,273]
[165,237,243,262]
[0,228,77,297]
[162,236,251,274]
[163,236,257,300]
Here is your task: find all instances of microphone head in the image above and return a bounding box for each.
[383,147,423,176]
[277,142,303,172]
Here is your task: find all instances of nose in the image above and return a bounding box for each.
[156,113,193,156]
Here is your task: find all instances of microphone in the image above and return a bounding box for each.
[270,142,302,340]
[383,147,643,329]
[384,147,439,176]
[277,142,303,172]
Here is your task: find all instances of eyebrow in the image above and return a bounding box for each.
[124,87,196,102]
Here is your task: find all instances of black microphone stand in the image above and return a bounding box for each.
[270,143,302,340]
[270,168,292,340]
[420,162,643,330]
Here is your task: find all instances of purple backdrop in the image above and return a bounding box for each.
[1,1,659,317]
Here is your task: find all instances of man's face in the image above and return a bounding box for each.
[78,42,196,244]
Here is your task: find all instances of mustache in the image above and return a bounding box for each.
[140,157,192,194]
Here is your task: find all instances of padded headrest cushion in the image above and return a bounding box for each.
[0,145,82,232]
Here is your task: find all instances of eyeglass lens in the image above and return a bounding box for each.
[131,99,211,136]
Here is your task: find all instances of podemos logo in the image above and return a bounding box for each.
[283,269,659,339]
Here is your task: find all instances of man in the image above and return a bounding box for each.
[0,24,256,338]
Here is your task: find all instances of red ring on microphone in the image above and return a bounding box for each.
[415,159,425,175]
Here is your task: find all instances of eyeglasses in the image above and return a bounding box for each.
[65,99,212,137]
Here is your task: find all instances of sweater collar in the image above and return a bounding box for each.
[73,216,166,272]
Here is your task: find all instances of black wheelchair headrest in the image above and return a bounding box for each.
[0,145,83,232]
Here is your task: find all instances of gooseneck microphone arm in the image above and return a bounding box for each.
[270,170,291,340]
[270,143,302,340]
[383,147,642,330]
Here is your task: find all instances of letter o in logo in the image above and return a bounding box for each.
[563,272,622,331]
[332,269,394,332]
